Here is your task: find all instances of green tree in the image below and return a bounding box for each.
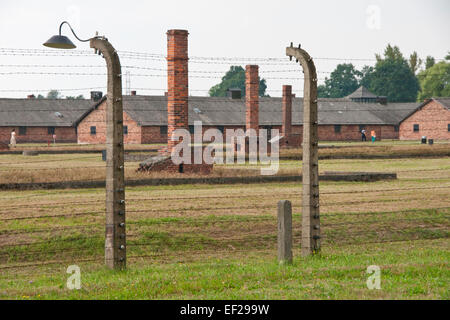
[46,90,62,99]
[359,65,375,89]
[317,63,361,98]
[425,56,435,70]
[37,94,45,99]
[317,84,328,98]
[66,95,85,100]
[369,44,420,102]
[417,61,450,101]
[209,66,267,97]
[408,51,422,74]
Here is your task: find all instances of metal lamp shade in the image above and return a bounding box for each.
[43,35,76,49]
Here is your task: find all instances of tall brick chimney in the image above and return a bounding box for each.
[245,65,259,132]
[167,29,189,152]
[282,85,292,137]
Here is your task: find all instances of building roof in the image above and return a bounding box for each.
[435,98,450,110]
[117,95,420,126]
[0,98,95,127]
[346,86,378,99]
[399,97,450,124]
[0,95,423,128]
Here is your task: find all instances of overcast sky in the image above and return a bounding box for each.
[0,0,448,98]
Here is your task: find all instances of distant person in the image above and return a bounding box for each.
[10,129,16,148]
[52,134,56,145]
[371,130,376,143]
[361,129,367,142]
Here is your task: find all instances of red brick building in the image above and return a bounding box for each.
[76,92,423,144]
[399,98,450,141]
[77,95,146,145]
[3,91,441,147]
[0,96,95,144]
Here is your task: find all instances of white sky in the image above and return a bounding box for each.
[0,0,449,98]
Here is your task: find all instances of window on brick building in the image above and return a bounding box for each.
[334,125,341,133]
[19,127,27,135]
[123,126,128,135]
[413,124,419,132]
[359,125,365,131]
[448,124,450,132]
[160,126,168,135]
[48,127,55,135]
[217,126,224,134]
[394,125,399,132]
[90,126,96,135]
[189,125,195,134]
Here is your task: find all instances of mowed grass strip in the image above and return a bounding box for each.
[0,238,447,300]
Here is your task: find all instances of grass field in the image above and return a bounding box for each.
[0,153,449,299]
[0,142,449,184]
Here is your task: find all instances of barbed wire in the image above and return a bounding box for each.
[0,199,448,222]
[1,70,447,79]
[0,87,106,93]
[2,235,447,272]
[4,209,444,237]
[1,230,447,270]
[0,87,300,93]
[0,48,447,61]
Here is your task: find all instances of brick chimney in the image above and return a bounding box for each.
[27,94,35,99]
[282,85,292,137]
[245,65,259,132]
[90,91,103,102]
[167,29,189,152]
[131,90,137,96]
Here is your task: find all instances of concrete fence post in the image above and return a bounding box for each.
[286,44,320,256]
[278,200,293,264]
[90,38,126,270]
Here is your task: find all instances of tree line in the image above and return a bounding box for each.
[209,44,450,103]
[36,90,85,100]
[40,44,449,103]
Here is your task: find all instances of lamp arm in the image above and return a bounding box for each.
[59,21,91,43]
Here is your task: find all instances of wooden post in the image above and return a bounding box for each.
[278,200,293,264]
[90,38,126,270]
[286,44,320,256]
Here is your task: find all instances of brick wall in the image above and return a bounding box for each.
[77,100,142,144]
[380,125,399,140]
[282,85,292,137]
[317,125,382,141]
[399,100,450,141]
[0,126,77,143]
[167,29,189,152]
[245,65,259,132]
[141,126,167,144]
[74,121,401,145]
[0,127,12,144]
